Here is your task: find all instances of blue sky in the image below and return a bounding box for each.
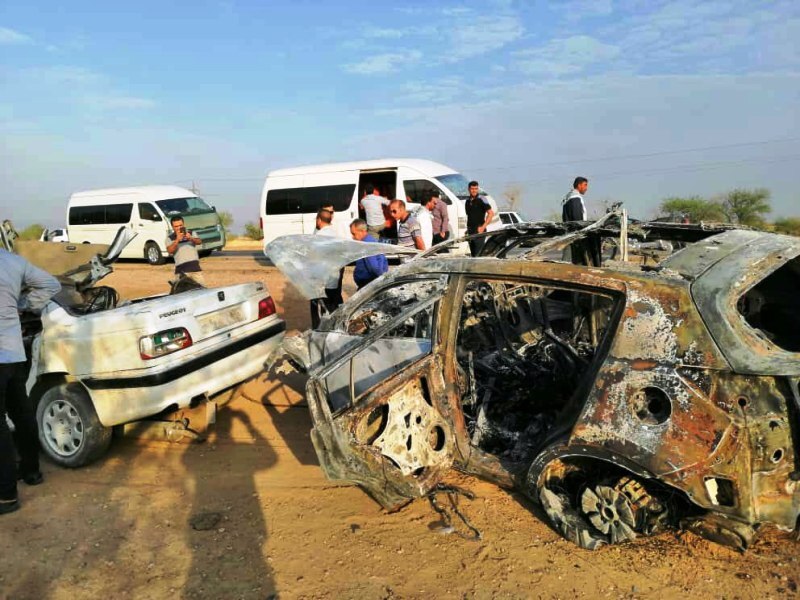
[1,0,799,230]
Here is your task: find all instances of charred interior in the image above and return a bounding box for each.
[737,256,800,351]
[455,279,616,464]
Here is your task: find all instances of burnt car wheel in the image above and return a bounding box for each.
[144,242,165,265]
[535,458,669,550]
[36,384,112,468]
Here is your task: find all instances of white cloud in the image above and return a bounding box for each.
[82,95,155,110]
[514,35,620,76]
[445,15,524,61]
[559,0,614,18]
[342,50,422,75]
[0,26,33,45]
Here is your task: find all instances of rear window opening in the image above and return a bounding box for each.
[455,279,617,464]
[737,256,800,352]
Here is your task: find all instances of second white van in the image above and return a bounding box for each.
[259,158,500,251]
[67,185,227,265]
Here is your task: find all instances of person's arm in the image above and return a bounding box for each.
[440,201,450,235]
[411,226,426,250]
[580,198,587,221]
[19,262,61,313]
[166,235,180,255]
[364,254,384,277]
[477,201,494,233]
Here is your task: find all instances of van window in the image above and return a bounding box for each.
[403,180,451,205]
[138,203,162,221]
[106,204,133,224]
[266,184,356,215]
[69,204,132,225]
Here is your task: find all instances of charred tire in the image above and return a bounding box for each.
[535,458,669,550]
[198,249,213,258]
[36,384,112,468]
[144,242,165,265]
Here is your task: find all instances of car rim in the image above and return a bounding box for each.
[42,398,85,457]
[148,246,159,262]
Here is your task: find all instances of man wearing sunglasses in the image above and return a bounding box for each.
[389,199,426,251]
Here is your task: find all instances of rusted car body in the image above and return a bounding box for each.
[267,217,800,550]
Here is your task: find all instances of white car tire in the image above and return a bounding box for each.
[36,384,112,468]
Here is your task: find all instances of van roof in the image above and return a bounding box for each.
[267,158,460,178]
[70,185,195,203]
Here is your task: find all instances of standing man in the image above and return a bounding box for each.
[417,196,435,250]
[1,248,61,514]
[166,216,205,285]
[359,184,390,237]
[429,190,450,245]
[389,200,426,251]
[465,180,494,256]
[562,177,588,222]
[310,209,344,328]
[349,219,388,289]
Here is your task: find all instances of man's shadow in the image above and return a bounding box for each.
[181,405,277,599]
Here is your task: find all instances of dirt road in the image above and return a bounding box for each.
[1,255,798,599]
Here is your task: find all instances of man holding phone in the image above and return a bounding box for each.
[166,216,205,285]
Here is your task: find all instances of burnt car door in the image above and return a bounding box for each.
[304,276,462,509]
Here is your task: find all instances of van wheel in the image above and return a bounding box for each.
[36,384,112,468]
[145,242,165,265]
[198,249,213,258]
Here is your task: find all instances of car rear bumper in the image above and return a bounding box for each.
[81,320,285,426]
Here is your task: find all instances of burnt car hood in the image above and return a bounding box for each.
[265,234,416,299]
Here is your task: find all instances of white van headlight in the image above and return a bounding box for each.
[139,327,193,360]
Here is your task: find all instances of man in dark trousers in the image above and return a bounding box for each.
[465,180,494,256]
[561,177,599,265]
[0,247,61,514]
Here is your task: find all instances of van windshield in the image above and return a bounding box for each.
[435,174,489,200]
[155,197,214,216]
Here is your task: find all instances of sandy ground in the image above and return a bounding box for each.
[1,254,799,599]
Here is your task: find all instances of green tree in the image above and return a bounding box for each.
[773,217,800,236]
[18,223,45,240]
[658,197,726,222]
[218,211,234,236]
[243,221,264,240]
[721,188,771,227]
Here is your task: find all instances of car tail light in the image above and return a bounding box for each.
[258,296,276,319]
[139,327,192,360]
[259,217,263,230]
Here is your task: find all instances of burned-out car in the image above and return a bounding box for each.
[2,221,285,468]
[267,217,800,551]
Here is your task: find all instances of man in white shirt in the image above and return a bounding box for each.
[417,196,435,250]
[359,184,389,236]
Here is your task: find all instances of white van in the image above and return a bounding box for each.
[67,185,226,265]
[259,158,500,250]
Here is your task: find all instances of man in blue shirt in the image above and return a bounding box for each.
[0,248,61,514]
[349,219,388,289]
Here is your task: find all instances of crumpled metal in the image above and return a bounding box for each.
[264,234,416,299]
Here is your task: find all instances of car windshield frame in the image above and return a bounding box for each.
[155,196,214,216]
